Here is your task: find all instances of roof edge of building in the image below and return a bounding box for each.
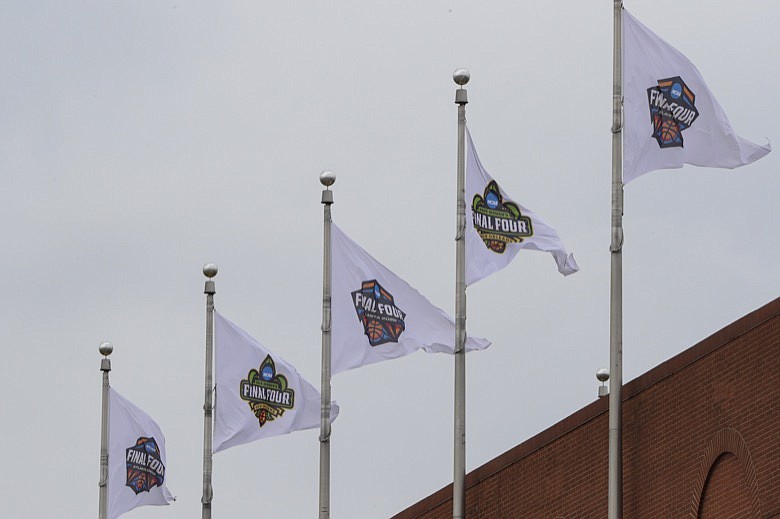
[390,297,779,519]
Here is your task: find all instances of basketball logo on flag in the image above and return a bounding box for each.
[351,280,406,346]
[647,76,699,148]
[125,437,166,495]
[472,180,533,254]
[239,355,295,427]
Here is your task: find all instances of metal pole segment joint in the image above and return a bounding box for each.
[321,295,332,333]
[611,95,624,133]
[455,222,465,241]
[610,220,624,252]
[454,316,467,354]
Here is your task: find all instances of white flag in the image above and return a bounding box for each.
[331,223,490,374]
[108,388,175,519]
[623,9,770,184]
[466,128,579,286]
[214,312,338,453]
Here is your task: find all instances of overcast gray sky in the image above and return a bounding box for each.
[2,1,777,518]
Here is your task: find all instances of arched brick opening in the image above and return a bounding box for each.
[688,428,761,519]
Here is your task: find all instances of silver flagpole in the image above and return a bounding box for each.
[452,68,469,519]
[608,2,624,519]
[202,264,218,519]
[98,342,113,519]
[319,170,335,519]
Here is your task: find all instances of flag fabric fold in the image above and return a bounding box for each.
[623,9,770,184]
[108,388,175,519]
[331,223,490,374]
[466,128,579,286]
[213,311,338,453]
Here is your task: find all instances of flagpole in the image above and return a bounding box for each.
[608,2,624,519]
[202,264,218,519]
[453,68,469,519]
[319,170,335,519]
[98,342,113,519]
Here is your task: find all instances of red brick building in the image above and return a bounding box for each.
[393,298,779,519]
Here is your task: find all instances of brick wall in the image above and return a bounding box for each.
[392,298,779,519]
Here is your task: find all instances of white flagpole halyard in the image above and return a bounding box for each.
[202,264,217,519]
[609,1,624,519]
[319,170,335,519]
[453,68,469,519]
[98,342,113,519]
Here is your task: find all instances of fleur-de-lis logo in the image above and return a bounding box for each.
[472,181,533,253]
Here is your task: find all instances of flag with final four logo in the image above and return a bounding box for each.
[107,388,175,519]
[213,311,339,453]
[622,9,770,184]
[331,223,490,374]
[465,128,579,286]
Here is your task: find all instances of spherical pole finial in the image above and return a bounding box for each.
[203,263,218,278]
[320,170,336,188]
[453,68,470,86]
[596,368,609,397]
[99,341,113,357]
